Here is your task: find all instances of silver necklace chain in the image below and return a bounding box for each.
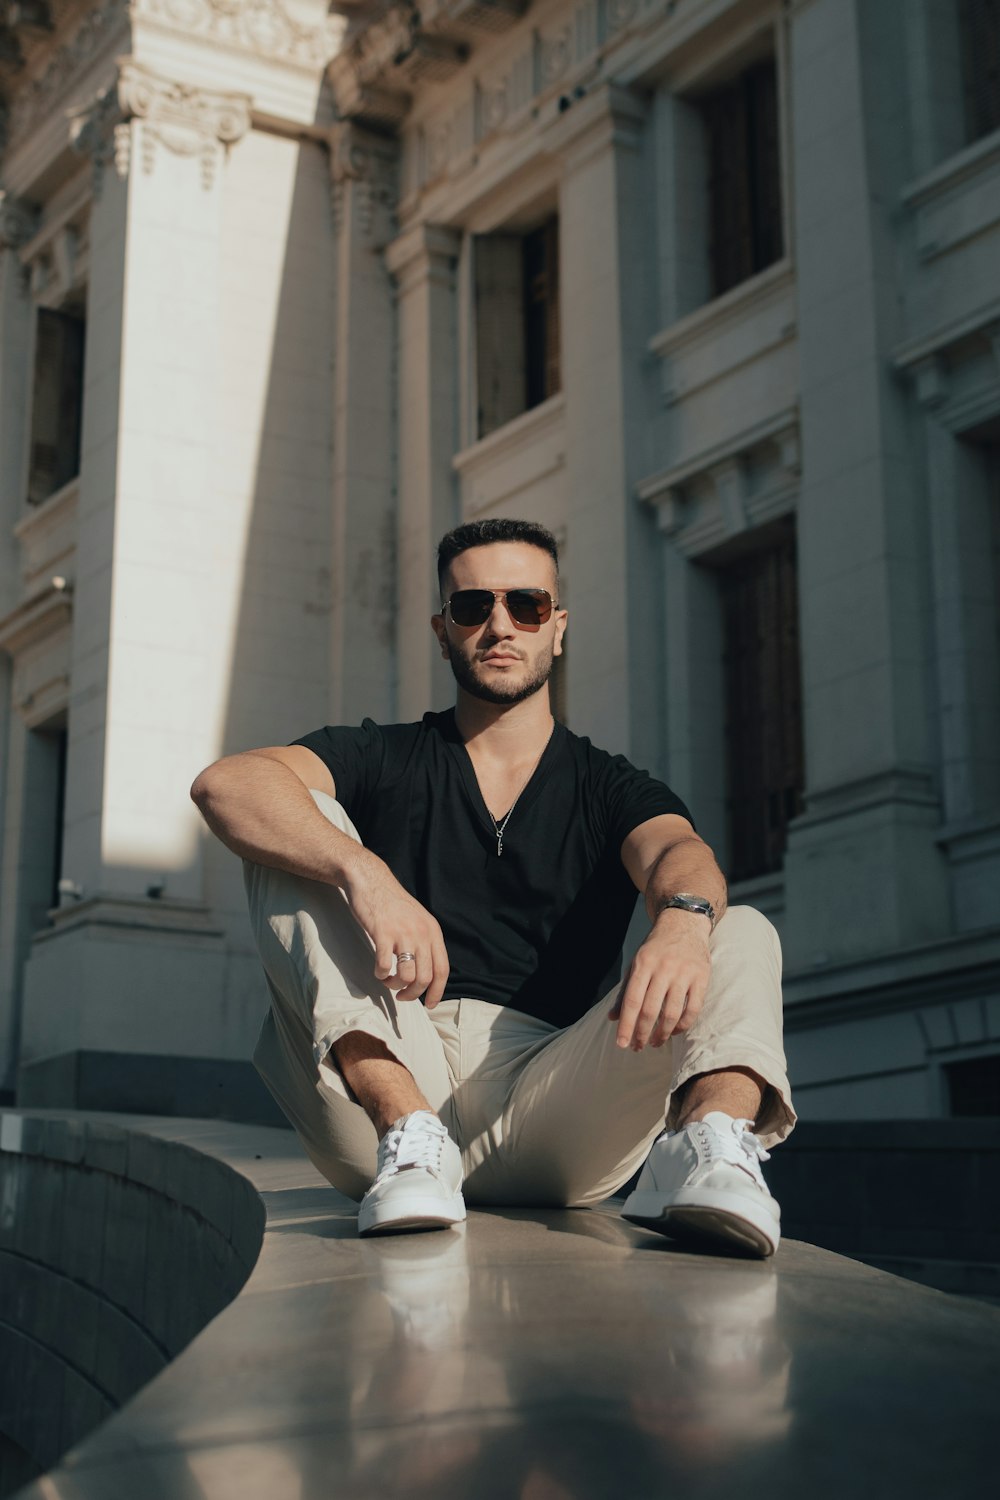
[488,728,554,857]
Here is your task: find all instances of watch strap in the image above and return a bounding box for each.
[657,893,717,930]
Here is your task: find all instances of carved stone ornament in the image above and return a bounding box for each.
[327,56,409,131]
[331,1,466,113]
[116,59,252,187]
[68,80,123,191]
[0,188,39,248]
[329,122,398,244]
[606,0,639,31]
[132,0,346,68]
[7,0,124,147]
[70,59,251,190]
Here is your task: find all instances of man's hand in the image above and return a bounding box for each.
[609,914,712,1050]
[343,855,450,1007]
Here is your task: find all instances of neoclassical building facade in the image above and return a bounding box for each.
[1,0,998,1122]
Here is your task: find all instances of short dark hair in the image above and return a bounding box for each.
[437,519,560,595]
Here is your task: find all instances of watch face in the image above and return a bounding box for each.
[664,895,715,926]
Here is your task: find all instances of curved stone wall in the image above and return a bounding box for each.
[0,1113,265,1492]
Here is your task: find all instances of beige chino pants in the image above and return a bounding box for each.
[245,793,796,1208]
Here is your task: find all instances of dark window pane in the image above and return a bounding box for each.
[959,0,1000,143]
[523,217,561,411]
[719,521,804,880]
[946,1053,1000,1116]
[702,58,783,297]
[28,308,86,506]
[475,235,526,438]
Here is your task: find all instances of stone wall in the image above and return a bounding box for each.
[0,1112,264,1487]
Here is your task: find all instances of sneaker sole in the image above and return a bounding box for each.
[358,1192,466,1238]
[621,1188,779,1259]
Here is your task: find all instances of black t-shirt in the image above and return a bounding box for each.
[295,711,692,1029]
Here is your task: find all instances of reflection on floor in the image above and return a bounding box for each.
[4,1114,1000,1500]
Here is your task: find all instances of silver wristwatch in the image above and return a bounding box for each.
[658,893,717,930]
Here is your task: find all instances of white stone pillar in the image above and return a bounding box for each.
[329,123,399,723]
[385,222,461,719]
[781,0,949,967]
[18,65,253,1084]
[544,84,664,767]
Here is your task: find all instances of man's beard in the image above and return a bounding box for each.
[444,640,554,707]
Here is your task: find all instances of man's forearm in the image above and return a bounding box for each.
[191,754,380,888]
[644,836,728,928]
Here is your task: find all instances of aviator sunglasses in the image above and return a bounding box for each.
[443,588,557,629]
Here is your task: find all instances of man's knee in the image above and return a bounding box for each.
[714,904,781,957]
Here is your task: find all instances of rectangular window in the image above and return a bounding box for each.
[475,216,561,440]
[717,520,804,881]
[959,0,1000,144]
[699,58,783,299]
[523,218,561,413]
[27,306,86,506]
[945,1052,1000,1116]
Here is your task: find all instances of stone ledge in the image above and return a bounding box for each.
[2,1109,999,1498]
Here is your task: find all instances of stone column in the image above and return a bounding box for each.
[328,123,399,723]
[0,192,40,1091]
[543,84,664,768]
[18,62,252,1093]
[0,192,37,613]
[385,222,461,719]
[781,0,948,967]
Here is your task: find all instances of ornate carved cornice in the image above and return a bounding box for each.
[70,58,252,190]
[132,0,346,69]
[328,1,467,130]
[0,187,39,247]
[5,0,342,155]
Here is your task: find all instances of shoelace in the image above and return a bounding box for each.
[377,1116,447,1180]
[691,1118,770,1182]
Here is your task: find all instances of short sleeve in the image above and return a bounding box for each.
[600,754,694,853]
[292,718,386,820]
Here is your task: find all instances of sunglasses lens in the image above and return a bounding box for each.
[447,589,553,627]
[507,590,552,625]
[448,590,494,626]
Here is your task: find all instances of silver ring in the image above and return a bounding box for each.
[396,952,416,964]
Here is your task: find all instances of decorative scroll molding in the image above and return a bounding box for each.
[70,58,251,190]
[68,77,128,189]
[329,121,399,244]
[0,187,39,247]
[133,0,346,68]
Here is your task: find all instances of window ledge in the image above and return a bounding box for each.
[901,128,1000,210]
[13,475,80,546]
[936,815,1000,864]
[453,392,565,477]
[649,258,794,364]
[728,868,785,917]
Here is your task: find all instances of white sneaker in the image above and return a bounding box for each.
[621,1111,781,1258]
[358,1111,466,1237]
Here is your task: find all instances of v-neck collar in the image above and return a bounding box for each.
[440,709,564,849]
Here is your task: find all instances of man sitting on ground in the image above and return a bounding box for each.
[191,518,795,1255]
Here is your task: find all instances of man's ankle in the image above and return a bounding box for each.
[672,1066,765,1131]
[330,1030,433,1138]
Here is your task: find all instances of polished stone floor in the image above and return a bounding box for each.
[15,1118,1000,1500]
